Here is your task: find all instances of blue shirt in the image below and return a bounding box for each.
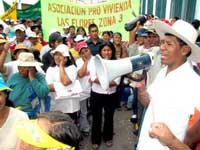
[7,72,49,112]
[86,38,103,55]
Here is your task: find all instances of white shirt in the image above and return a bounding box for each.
[0,108,28,149]
[46,65,81,113]
[137,61,200,150]
[76,56,94,101]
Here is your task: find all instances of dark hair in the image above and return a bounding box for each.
[48,32,63,48]
[38,112,82,150]
[113,32,122,38]
[50,50,76,67]
[99,41,116,60]
[0,24,4,29]
[173,16,180,21]
[88,23,98,32]
[102,31,111,37]
[192,19,200,30]
[69,25,76,30]
[76,26,87,37]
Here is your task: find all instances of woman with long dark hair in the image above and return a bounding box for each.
[90,41,120,150]
[46,44,81,122]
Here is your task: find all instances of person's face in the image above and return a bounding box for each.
[0,91,7,111]
[15,30,25,42]
[160,35,188,69]
[151,34,160,46]
[102,33,110,42]
[100,45,112,59]
[29,37,38,45]
[69,27,75,36]
[50,41,61,49]
[77,28,85,36]
[53,52,68,65]
[18,66,35,77]
[64,28,69,34]
[89,27,98,39]
[113,34,121,45]
[136,36,144,45]
[80,48,91,60]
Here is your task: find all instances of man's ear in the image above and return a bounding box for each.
[181,45,191,56]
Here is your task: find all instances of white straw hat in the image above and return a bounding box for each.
[153,19,200,62]
[17,52,42,67]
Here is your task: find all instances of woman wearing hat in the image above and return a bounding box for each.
[0,43,45,79]
[6,52,49,118]
[0,76,28,149]
[46,44,82,122]
[136,20,200,150]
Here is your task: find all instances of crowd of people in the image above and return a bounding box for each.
[0,15,200,150]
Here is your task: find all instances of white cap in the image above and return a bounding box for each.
[14,24,26,32]
[74,35,87,42]
[51,44,70,57]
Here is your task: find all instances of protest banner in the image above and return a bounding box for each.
[1,2,17,21]
[41,0,140,41]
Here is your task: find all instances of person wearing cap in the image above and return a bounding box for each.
[0,76,28,149]
[75,41,94,136]
[41,32,63,72]
[6,52,49,118]
[28,31,43,52]
[15,111,82,150]
[62,25,69,38]
[9,24,31,52]
[0,43,45,79]
[136,20,200,150]
[46,44,81,122]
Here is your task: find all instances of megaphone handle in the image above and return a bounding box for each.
[125,70,147,82]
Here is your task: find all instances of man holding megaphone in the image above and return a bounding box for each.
[94,19,200,150]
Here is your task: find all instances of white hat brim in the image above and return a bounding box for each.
[17,61,43,67]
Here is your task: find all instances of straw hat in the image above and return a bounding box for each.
[17,52,42,67]
[153,19,200,62]
[13,43,29,55]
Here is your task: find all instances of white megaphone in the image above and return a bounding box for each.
[94,52,154,90]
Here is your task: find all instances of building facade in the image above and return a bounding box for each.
[140,0,200,23]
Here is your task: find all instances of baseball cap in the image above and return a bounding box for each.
[76,41,88,52]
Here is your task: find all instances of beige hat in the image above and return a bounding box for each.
[28,32,38,38]
[13,43,29,55]
[17,52,42,67]
[153,19,200,62]
[51,44,70,57]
